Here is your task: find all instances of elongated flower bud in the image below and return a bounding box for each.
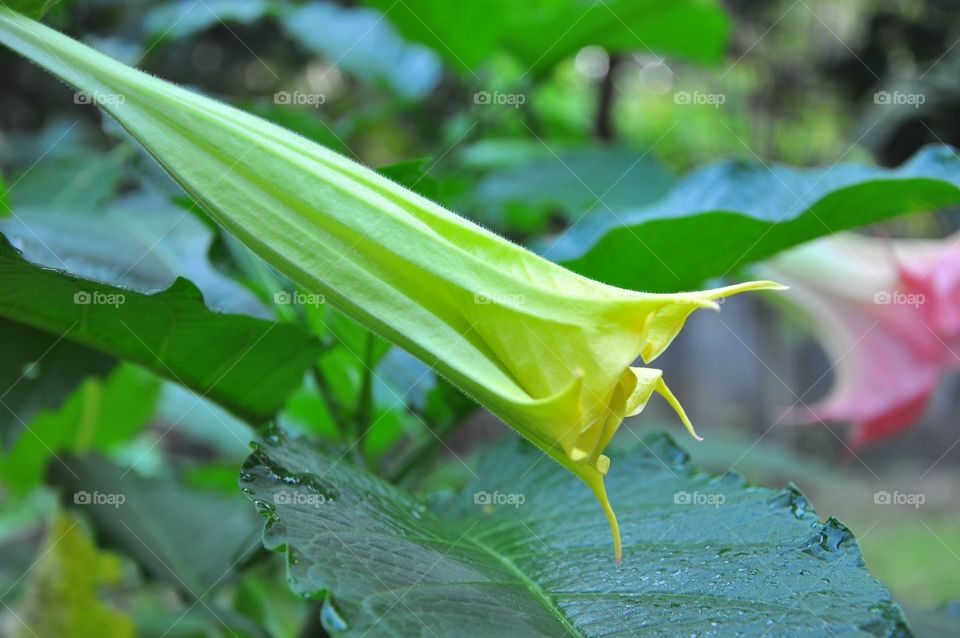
[0,9,783,563]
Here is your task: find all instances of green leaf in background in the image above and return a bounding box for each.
[2,0,62,20]
[233,561,309,638]
[143,0,274,42]
[0,319,114,446]
[1,191,267,316]
[546,144,960,292]
[377,157,442,201]
[503,0,730,73]
[50,455,261,595]
[0,169,9,217]
[241,431,908,636]
[0,235,322,423]
[6,142,131,215]
[905,603,960,638]
[363,0,729,73]
[15,511,134,638]
[279,2,441,99]
[295,306,423,459]
[0,363,160,494]
[463,144,675,234]
[143,0,441,98]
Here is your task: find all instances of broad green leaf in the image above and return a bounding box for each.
[0,319,114,446]
[50,454,261,594]
[15,511,134,638]
[0,364,160,494]
[242,430,909,637]
[545,145,960,292]
[363,0,729,73]
[0,234,322,423]
[1,191,267,316]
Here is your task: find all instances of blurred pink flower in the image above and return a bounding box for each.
[762,233,960,447]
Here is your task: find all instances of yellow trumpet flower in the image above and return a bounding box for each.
[0,8,783,563]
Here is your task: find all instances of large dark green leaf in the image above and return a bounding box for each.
[241,431,908,636]
[545,144,960,292]
[0,235,321,423]
[364,0,729,73]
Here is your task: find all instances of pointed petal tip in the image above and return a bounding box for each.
[583,472,622,568]
[654,377,702,441]
[761,281,790,291]
[705,279,789,300]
